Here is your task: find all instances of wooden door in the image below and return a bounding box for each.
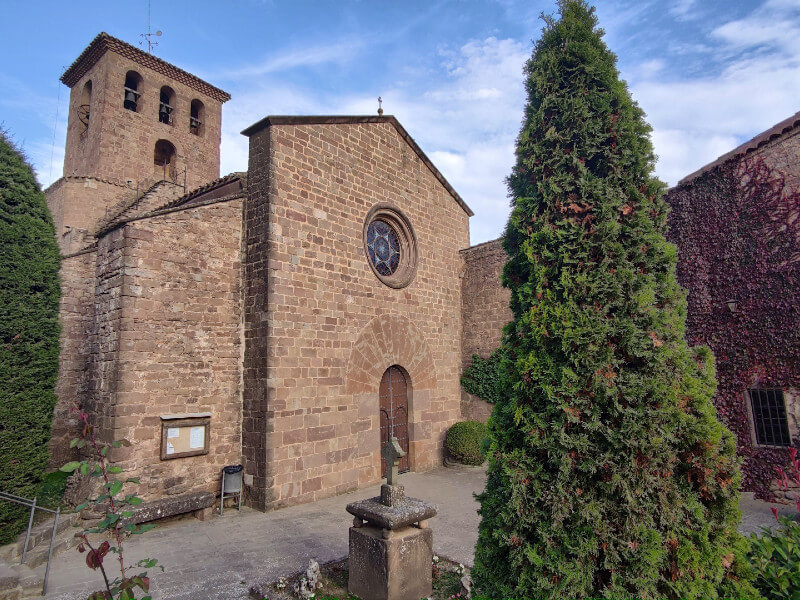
[379,366,409,475]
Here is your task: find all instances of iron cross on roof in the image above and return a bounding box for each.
[381,436,406,486]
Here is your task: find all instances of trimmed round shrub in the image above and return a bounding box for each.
[445,421,487,465]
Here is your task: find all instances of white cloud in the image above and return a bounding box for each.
[630,0,800,186]
[0,74,69,187]
[210,40,365,80]
[669,0,699,20]
[220,36,528,245]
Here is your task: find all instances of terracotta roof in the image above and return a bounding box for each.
[678,110,800,187]
[61,32,231,103]
[241,115,474,217]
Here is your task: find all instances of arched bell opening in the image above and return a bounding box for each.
[153,139,177,181]
[123,71,143,112]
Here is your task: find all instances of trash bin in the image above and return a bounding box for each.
[220,464,243,515]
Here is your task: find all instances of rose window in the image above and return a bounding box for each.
[362,205,417,288]
[366,220,401,276]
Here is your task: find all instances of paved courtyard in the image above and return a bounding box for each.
[39,466,792,600]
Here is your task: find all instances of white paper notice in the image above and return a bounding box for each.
[166,441,175,455]
[189,426,205,449]
[167,427,179,439]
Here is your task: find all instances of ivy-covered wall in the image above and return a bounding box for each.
[666,132,800,499]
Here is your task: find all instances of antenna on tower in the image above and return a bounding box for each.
[139,0,162,54]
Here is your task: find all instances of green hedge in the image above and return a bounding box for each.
[0,131,61,544]
[748,516,800,599]
[445,421,487,465]
[461,347,510,405]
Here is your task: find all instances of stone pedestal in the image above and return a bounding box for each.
[347,438,437,600]
[348,524,433,600]
[346,484,437,600]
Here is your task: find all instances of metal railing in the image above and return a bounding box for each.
[0,491,61,595]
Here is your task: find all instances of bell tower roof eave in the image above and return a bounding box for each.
[61,32,231,103]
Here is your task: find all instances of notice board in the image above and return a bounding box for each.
[160,415,210,460]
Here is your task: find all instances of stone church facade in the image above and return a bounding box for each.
[46,33,506,512]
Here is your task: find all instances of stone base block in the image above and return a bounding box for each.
[194,506,213,521]
[348,524,432,600]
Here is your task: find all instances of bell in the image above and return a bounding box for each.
[125,90,137,104]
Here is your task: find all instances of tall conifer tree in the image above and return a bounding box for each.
[0,131,61,544]
[472,2,760,598]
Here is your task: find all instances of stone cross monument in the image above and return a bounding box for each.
[346,437,437,600]
[381,436,404,486]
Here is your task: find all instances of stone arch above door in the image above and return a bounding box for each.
[345,314,437,475]
[345,313,437,395]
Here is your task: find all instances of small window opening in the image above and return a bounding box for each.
[749,388,792,446]
[154,139,176,181]
[189,99,204,136]
[123,71,142,112]
[159,86,175,125]
[78,80,92,133]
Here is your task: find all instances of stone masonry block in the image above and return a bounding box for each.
[348,524,432,600]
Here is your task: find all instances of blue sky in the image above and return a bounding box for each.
[2,0,799,245]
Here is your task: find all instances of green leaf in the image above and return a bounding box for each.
[135,523,156,534]
[107,466,123,474]
[107,480,123,496]
[60,461,81,472]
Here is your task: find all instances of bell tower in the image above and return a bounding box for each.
[47,32,230,253]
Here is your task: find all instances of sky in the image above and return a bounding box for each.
[1,0,799,245]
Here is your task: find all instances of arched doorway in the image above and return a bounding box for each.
[379,366,409,475]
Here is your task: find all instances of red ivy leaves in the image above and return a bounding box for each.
[667,155,800,498]
[85,541,110,570]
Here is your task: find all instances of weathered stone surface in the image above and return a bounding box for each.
[380,484,405,507]
[459,238,512,424]
[346,496,437,531]
[121,491,215,525]
[243,119,470,510]
[348,524,433,600]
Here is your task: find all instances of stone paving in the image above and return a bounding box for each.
[34,466,794,600]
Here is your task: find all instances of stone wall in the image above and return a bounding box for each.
[46,177,129,254]
[242,126,271,510]
[48,248,96,467]
[759,129,800,188]
[459,238,511,422]
[90,200,244,500]
[244,118,470,510]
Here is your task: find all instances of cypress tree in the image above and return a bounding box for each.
[0,131,61,544]
[472,2,760,598]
